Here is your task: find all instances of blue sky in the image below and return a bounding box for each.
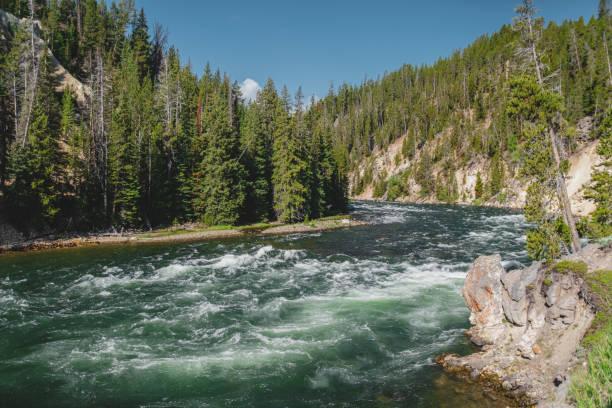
[134,0,598,101]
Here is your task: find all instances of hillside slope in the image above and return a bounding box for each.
[350,124,602,216]
[0,8,90,106]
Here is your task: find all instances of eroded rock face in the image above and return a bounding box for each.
[545,273,582,329]
[462,254,505,345]
[501,262,541,326]
[441,244,611,407]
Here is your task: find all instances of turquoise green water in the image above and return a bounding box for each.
[0,201,530,407]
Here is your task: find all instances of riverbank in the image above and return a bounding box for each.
[349,136,600,218]
[436,243,612,407]
[350,196,524,212]
[0,215,368,254]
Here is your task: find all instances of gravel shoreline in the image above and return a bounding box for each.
[0,218,369,254]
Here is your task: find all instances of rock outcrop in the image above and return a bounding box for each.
[0,9,91,108]
[350,133,602,217]
[438,244,612,407]
[462,254,506,345]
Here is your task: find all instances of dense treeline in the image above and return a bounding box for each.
[313,2,611,204]
[0,0,610,240]
[0,0,347,232]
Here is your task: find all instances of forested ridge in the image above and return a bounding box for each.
[0,0,347,233]
[334,4,611,204]
[0,0,610,244]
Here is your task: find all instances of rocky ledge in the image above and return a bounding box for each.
[436,244,612,407]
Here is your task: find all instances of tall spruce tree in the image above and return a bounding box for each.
[241,101,272,222]
[585,107,612,236]
[6,53,63,227]
[131,8,150,81]
[272,99,308,222]
[507,75,572,260]
[194,82,246,226]
[109,47,141,228]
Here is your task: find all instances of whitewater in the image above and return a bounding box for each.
[0,201,530,407]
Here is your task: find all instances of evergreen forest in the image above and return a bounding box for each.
[0,0,610,247]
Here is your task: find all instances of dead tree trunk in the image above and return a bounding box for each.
[604,31,612,85]
[525,10,581,253]
[21,0,39,147]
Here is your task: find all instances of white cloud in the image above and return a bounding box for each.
[240,78,261,103]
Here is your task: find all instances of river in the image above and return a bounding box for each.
[0,201,531,407]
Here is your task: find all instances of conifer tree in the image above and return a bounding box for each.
[83,0,102,55]
[474,171,484,199]
[514,0,581,253]
[109,47,141,228]
[6,53,63,227]
[60,88,81,196]
[585,107,612,236]
[241,102,272,221]
[489,153,505,197]
[272,101,308,222]
[195,85,246,226]
[599,0,610,19]
[507,75,571,260]
[131,8,150,81]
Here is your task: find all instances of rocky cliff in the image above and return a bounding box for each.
[0,8,90,107]
[350,123,601,217]
[437,244,612,407]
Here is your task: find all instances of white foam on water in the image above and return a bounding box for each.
[156,264,193,279]
[0,201,533,407]
[190,301,223,318]
[0,288,29,309]
[255,245,274,258]
[308,366,361,389]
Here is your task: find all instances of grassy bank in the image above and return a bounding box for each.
[570,268,612,408]
[0,215,368,254]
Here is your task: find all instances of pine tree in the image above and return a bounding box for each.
[474,171,484,200]
[6,53,63,227]
[507,75,572,260]
[60,88,81,196]
[599,0,610,19]
[585,107,612,236]
[131,8,151,81]
[83,0,102,53]
[272,101,308,222]
[514,1,581,254]
[489,153,505,197]
[195,85,246,226]
[108,47,141,228]
[241,102,272,221]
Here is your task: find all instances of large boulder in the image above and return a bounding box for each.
[546,273,582,328]
[501,262,541,326]
[462,254,505,345]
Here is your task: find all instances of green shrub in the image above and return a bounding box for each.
[373,178,387,198]
[571,269,612,407]
[386,176,404,201]
[570,322,612,408]
[551,260,588,276]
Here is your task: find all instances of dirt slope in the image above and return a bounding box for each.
[0,8,90,107]
[351,125,601,216]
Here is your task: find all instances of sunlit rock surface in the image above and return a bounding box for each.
[440,244,612,407]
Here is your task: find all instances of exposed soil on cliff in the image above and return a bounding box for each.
[350,127,601,217]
